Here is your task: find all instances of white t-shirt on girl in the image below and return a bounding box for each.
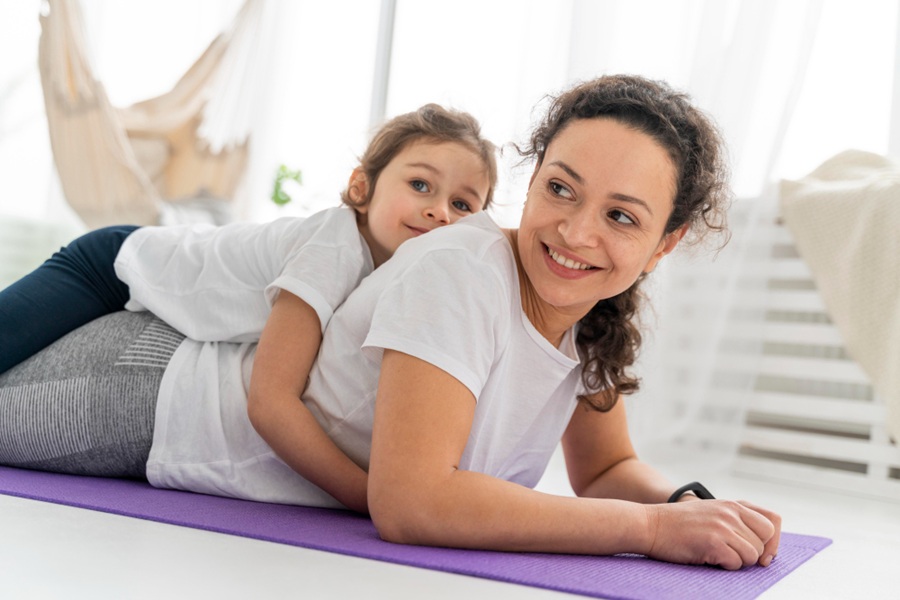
[146,212,583,508]
[114,205,372,340]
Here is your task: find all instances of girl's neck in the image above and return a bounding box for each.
[503,229,581,349]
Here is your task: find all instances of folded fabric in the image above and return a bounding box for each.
[780,150,900,440]
[0,466,831,600]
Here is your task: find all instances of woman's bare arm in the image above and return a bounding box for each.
[562,398,783,567]
[368,350,655,555]
[367,350,780,568]
[247,291,368,513]
[561,400,678,503]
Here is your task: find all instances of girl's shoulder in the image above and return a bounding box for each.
[393,212,510,266]
[369,213,517,307]
[350,212,515,302]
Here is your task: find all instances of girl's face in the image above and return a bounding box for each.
[355,140,491,267]
[517,118,684,320]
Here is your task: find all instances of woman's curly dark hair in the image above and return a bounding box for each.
[521,75,731,412]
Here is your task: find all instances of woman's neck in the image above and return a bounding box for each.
[503,229,581,349]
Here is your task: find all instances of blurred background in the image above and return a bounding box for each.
[2,0,897,223]
[1,0,898,499]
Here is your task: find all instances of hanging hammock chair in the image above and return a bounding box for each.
[38,0,267,228]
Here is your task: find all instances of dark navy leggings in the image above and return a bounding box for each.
[0,225,139,374]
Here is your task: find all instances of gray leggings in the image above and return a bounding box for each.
[0,311,184,479]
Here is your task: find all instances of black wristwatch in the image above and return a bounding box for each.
[667,481,716,503]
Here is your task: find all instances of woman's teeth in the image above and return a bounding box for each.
[547,247,593,271]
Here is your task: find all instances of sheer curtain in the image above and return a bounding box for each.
[0,0,379,227]
[2,1,898,471]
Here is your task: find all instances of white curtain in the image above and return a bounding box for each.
[2,1,898,466]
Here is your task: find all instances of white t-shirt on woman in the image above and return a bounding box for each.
[146,212,583,508]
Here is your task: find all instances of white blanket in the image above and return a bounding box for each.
[780,150,900,440]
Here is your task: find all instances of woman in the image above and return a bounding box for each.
[292,74,781,569]
[0,75,780,569]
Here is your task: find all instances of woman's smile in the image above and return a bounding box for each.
[542,243,599,279]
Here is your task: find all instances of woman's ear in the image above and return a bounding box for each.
[347,167,369,212]
[644,225,688,273]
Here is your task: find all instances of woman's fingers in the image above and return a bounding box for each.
[739,500,783,566]
[716,500,781,569]
[649,499,782,569]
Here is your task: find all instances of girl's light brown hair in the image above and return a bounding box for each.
[341,103,497,210]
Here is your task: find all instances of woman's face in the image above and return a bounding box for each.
[517,117,683,318]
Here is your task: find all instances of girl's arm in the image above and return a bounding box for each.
[367,350,778,569]
[247,291,368,513]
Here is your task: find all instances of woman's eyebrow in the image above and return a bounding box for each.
[548,160,653,215]
[611,193,653,215]
[548,160,583,185]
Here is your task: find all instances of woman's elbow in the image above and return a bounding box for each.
[368,479,434,545]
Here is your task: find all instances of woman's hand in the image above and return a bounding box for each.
[645,499,782,570]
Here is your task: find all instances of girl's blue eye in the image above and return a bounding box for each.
[411,180,429,193]
[609,209,635,225]
[452,199,472,212]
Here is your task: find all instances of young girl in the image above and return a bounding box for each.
[1,103,495,367]
[0,103,496,512]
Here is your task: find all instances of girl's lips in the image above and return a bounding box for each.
[406,225,432,236]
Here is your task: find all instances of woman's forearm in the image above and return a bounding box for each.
[577,456,677,504]
[370,466,653,555]
[370,465,777,569]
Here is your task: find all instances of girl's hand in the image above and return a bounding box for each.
[645,500,782,570]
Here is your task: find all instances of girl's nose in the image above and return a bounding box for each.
[424,202,450,224]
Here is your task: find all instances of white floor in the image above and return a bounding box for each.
[2,452,899,600]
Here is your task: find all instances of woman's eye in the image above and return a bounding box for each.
[452,199,472,212]
[549,181,573,199]
[609,209,635,225]
[411,180,429,193]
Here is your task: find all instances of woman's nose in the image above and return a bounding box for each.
[559,209,602,248]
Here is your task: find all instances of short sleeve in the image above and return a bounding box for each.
[362,248,510,399]
[264,208,373,333]
[265,241,368,333]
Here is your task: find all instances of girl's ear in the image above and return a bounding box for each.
[347,167,370,212]
[644,224,688,273]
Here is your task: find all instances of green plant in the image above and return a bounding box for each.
[271,164,302,206]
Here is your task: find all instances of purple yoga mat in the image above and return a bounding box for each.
[0,466,830,600]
